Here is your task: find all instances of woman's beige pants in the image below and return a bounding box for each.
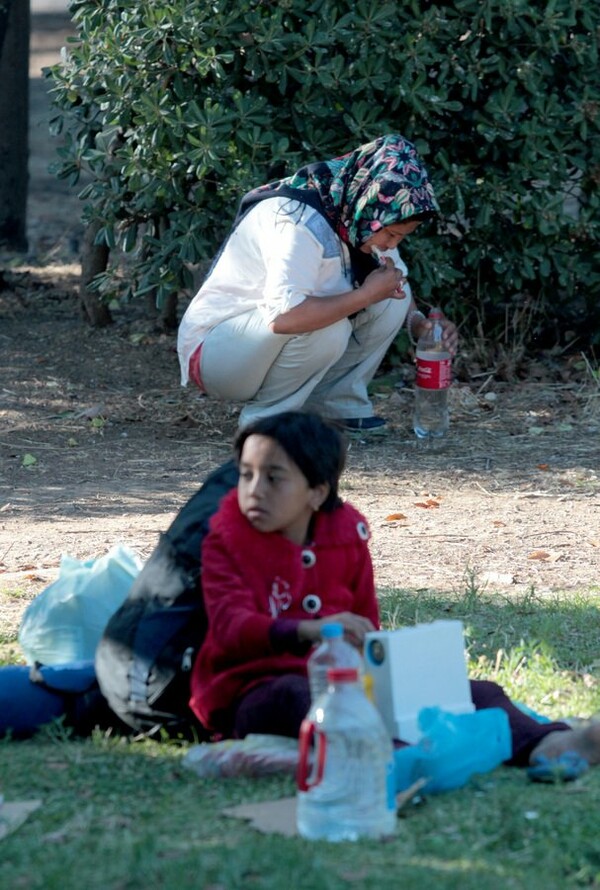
[199,298,409,428]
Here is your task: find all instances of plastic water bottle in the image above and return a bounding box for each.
[296,668,396,842]
[413,307,452,442]
[306,623,363,703]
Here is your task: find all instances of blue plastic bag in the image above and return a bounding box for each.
[0,661,98,738]
[18,544,142,665]
[394,706,512,795]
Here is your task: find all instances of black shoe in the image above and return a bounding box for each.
[341,416,387,432]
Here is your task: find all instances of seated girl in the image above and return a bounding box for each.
[190,411,600,770]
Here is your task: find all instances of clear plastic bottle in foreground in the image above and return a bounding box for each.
[296,667,396,842]
[413,307,452,441]
[306,622,363,704]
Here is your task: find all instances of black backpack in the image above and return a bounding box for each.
[95,459,239,737]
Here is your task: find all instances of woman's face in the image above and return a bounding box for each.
[359,220,422,254]
[237,435,329,545]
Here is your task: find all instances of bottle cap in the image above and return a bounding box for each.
[321,623,343,639]
[326,668,359,683]
[429,307,443,319]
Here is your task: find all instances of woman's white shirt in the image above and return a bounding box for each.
[177,196,409,385]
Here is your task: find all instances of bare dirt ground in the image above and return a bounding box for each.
[1,9,599,650]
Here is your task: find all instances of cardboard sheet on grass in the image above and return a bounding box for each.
[0,798,42,840]
[223,797,299,837]
[222,781,425,837]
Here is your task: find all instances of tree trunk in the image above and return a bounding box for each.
[144,289,178,330]
[0,0,15,57]
[80,220,112,327]
[159,291,178,330]
[0,0,29,251]
[141,217,179,329]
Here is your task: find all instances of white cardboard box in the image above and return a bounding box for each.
[364,620,474,743]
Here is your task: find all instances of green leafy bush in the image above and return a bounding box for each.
[49,0,599,349]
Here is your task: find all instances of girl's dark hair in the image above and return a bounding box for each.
[234,411,346,512]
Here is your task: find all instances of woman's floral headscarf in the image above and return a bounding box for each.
[245,134,439,249]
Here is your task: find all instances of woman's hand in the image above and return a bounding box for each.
[361,256,407,303]
[437,316,459,356]
[297,612,376,649]
[412,311,459,356]
[269,257,407,335]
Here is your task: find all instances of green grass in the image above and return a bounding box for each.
[1,584,599,889]
[379,583,600,722]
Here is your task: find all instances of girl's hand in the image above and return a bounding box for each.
[298,612,375,648]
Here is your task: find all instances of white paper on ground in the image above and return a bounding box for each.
[0,799,42,841]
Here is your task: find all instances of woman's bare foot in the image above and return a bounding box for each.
[530,722,600,766]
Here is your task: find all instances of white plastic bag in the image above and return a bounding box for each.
[183,734,300,778]
[18,544,142,665]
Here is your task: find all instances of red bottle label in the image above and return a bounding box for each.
[416,356,452,390]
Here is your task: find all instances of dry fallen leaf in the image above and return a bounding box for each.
[414,499,440,509]
[71,403,106,420]
[492,520,506,527]
[385,512,408,521]
[536,463,550,471]
[527,550,562,562]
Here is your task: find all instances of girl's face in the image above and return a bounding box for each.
[359,220,422,254]
[238,435,329,545]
